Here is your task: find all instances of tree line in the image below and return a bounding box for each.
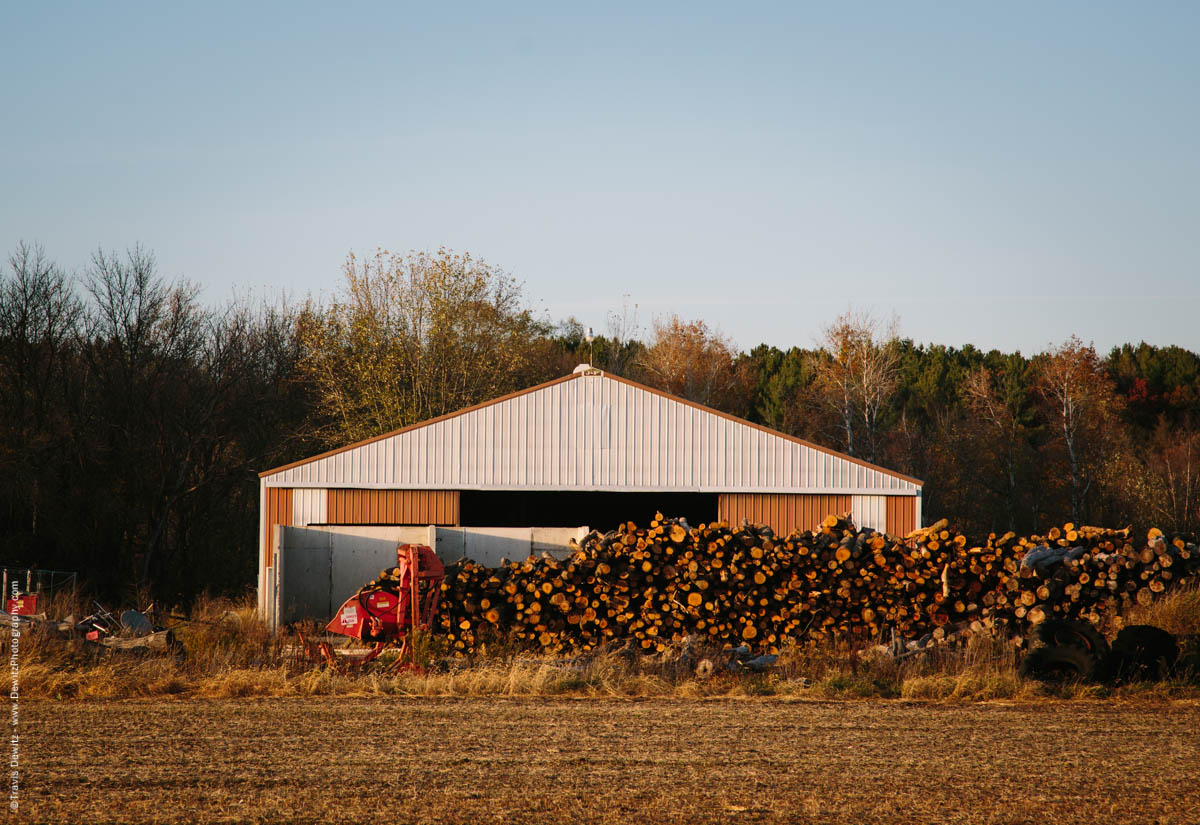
[2,244,1197,604]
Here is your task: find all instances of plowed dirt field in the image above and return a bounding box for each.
[20,698,1200,824]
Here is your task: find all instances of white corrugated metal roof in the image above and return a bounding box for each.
[261,371,922,494]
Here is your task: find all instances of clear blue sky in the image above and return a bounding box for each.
[3,2,1197,354]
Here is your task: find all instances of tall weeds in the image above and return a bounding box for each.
[9,594,1199,702]
[1123,581,1200,637]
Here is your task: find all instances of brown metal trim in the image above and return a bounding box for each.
[263,487,293,569]
[719,492,853,535]
[886,495,917,536]
[324,489,459,525]
[260,370,923,487]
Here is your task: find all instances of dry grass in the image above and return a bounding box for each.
[1123,579,1200,637]
[15,595,1200,822]
[11,593,1200,702]
[20,697,1200,824]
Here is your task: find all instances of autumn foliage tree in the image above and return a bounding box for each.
[636,316,748,415]
[298,248,551,444]
[1035,336,1122,524]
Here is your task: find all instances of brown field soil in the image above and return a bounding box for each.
[17,697,1200,825]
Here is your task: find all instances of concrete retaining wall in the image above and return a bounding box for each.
[268,524,587,629]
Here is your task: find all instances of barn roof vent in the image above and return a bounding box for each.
[573,363,602,375]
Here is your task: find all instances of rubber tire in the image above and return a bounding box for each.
[1029,619,1110,659]
[1019,644,1097,683]
[1174,634,1200,682]
[1107,625,1179,683]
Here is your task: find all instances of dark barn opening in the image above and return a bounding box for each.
[459,491,719,533]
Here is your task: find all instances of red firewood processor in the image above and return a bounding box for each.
[303,543,444,672]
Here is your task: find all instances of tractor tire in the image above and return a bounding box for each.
[1019,644,1097,683]
[1029,619,1110,659]
[1174,634,1200,682]
[1106,625,1179,683]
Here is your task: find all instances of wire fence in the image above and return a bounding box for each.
[1,567,77,603]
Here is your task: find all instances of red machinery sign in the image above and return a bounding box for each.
[6,594,37,615]
[331,590,398,640]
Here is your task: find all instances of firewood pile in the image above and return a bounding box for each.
[435,514,1200,655]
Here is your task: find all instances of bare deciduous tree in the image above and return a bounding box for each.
[811,310,900,462]
[962,359,1037,530]
[0,242,81,536]
[1153,424,1200,532]
[603,294,641,376]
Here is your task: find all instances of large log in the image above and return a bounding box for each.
[98,629,179,653]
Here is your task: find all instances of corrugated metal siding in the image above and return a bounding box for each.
[263,488,293,569]
[263,374,921,494]
[851,495,887,532]
[886,496,917,536]
[325,489,460,525]
[292,488,327,527]
[718,493,853,535]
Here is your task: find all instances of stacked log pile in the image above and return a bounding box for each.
[434,514,1200,655]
